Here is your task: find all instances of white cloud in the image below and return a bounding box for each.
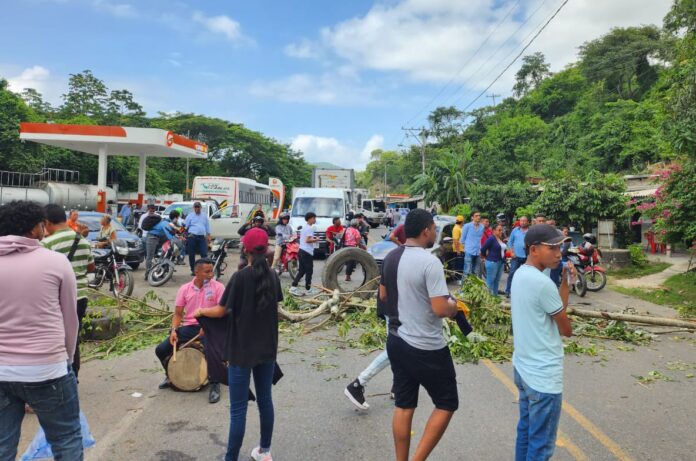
[6,65,62,104]
[192,11,246,43]
[92,0,136,18]
[284,38,321,59]
[249,71,378,106]
[291,134,383,169]
[314,0,672,98]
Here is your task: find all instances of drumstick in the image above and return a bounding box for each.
[172,341,177,362]
[180,332,202,350]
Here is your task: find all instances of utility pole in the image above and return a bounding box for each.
[383,161,390,202]
[401,127,429,174]
[486,93,501,106]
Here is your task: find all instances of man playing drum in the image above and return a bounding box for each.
[155,258,226,403]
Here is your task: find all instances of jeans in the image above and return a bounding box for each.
[292,249,314,290]
[463,253,480,277]
[505,257,527,296]
[514,368,562,461]
[226,361,275,461]
[485,260,504,296]
[358,350,390,385]
[453,253,464,280]
[186,234,208,273]
[145,234,161,272]
[0,372,83,461]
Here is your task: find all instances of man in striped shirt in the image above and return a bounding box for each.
[43,204,95,378]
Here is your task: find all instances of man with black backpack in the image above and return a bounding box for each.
[42,204,95,378]
[139,204,160,237]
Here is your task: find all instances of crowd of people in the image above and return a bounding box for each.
[0,198,577,461]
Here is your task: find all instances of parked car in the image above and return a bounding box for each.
[76,211,145,269]
[368,217,456,273]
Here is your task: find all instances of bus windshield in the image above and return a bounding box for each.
[292,197,344,218]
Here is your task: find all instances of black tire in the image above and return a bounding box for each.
[370,222,379,229]
[585,270,607,292]
[322,247,379,299]
[113,268,134,298]
[128,263,140,271]
[287,258,299,279]
[573,272,587,297]
[148,262,174,287]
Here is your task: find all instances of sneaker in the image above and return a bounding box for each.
[289,286,305,297]
[305,287,320,296]
[208,382,220,404]
[250,447,273,461]
[158,377,171,389]
[344,378,369,410]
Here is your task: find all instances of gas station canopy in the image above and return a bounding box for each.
[19,122,208,211]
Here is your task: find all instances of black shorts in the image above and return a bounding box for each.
[387,334,459,412]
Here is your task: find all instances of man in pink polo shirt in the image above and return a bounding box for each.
[155,258,225,403]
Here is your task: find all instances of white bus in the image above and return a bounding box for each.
[191,176,284,239]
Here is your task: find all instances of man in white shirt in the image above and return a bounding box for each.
[290,212,320,296]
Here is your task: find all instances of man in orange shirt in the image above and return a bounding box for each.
[451,215,464,280]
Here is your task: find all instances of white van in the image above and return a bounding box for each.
[289,187,350,256]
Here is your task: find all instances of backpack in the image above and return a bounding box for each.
[141,214,162,231]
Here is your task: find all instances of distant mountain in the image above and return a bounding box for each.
[311,162,347,170]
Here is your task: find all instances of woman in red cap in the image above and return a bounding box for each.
[195,227,282,461]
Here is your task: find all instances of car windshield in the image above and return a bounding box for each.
[78,215,125,232]
[163,203,197,218]
[292,197,344,218]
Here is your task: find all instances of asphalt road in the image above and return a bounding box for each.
[15,227,696,461]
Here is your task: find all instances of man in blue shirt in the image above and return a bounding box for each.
[459,211,484,279]
[184,202,211,276]
[505,216,530,298]
[511,224,573,461]
[145,213,176,275]
[119,203,132,226]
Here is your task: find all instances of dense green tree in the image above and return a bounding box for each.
[579,26,663,99]
[410,141,473,210]
[468,181,536,222]
[513,52,552,98]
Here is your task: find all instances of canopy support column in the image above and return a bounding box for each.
[97,145,108,212]
[137,153,146,208]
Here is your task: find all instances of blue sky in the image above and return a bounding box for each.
[2,0,672,170]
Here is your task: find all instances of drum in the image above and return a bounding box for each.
[166,342,209,392]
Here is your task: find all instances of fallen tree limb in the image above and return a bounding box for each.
[278,290,340,321]
[499,302,696,330]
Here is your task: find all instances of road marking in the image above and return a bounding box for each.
[481,359,589,461]
[562,402,635,461]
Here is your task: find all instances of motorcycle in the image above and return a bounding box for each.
[89,239,134,298]
[147,237,183,287]
[565,250,588,297]
[574,241,607,292]
[210,239,233,281]
[277,235,300,279]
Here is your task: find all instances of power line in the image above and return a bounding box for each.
[459,0,571,113]
[403,0,522,126]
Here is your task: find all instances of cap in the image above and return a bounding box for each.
[456,215,464,223]
[252,215,264,222]
[524,224,571,248]
[193,201,202,208]
[242,227,269,254]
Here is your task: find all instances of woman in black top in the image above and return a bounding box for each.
[196,227,282,461]
[480,223,507,296]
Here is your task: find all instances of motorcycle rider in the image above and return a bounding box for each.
[272,213,293,272]
[325,217,344,254]
[145,211,177,277]
[238,211,276,237]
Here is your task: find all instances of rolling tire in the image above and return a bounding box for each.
[287,258,299,280]
[585,270,607,292]
[322,247,379,299]
[148,262,174,287]
[113,268,134,298]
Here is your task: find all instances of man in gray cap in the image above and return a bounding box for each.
[510,224,575,461]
